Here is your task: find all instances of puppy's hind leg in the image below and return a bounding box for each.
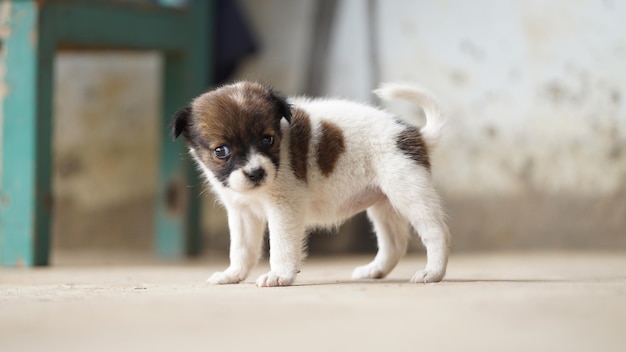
[352,197,410,280]
[382,168,450,283]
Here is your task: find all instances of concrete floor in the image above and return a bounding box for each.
[1,251,625,352]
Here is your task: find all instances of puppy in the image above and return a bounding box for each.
[172,81,450,287]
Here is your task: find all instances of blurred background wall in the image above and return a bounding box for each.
[50,0,625,257]
[52,52,160,251]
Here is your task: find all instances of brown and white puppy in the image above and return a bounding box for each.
[173,81,450,287]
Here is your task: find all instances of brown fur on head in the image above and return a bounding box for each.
[172,82,292,187]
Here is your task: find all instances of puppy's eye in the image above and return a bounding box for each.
[214,146,231,159]
[261,135,274,146]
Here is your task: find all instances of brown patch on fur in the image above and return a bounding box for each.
[397,127,430,170]
[289,108,312,182]
[316,121,345,177]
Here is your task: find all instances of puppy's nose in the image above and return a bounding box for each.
[245,168,266,182]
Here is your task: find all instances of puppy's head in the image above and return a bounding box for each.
[172,82,292,192]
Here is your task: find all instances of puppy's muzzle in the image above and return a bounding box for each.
[245,167,266,183]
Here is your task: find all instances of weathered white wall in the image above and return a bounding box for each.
[374,0,626,197]
[235,0,314,93]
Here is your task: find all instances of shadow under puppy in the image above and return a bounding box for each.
[172,82,450,287]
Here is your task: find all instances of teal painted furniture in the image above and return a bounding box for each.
[0,0,212,266]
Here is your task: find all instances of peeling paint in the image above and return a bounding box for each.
[0,0,11,39]
[0,0,12,186]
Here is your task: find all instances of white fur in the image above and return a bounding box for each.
[374,82,445,148]
[229,81,248,106]
[195,83,450,287]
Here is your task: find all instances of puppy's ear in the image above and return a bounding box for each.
[171,105,192,140]
[270,89,292,124]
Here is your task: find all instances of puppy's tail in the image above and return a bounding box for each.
[374,82,445,147]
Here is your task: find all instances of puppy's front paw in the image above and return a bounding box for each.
[255,271,296,287]
[206,270,245,285]
[352,263,385,280]
[410,269,445,283]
